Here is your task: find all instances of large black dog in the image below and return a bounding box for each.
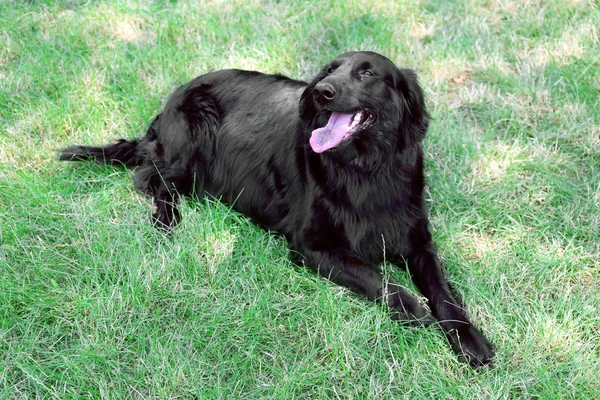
[60,51,493,366]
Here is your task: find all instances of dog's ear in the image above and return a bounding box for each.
[396,68,429,145]
[299,67,329,121]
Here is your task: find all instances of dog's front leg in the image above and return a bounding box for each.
[406,221,494,366]
[294,249,431,325]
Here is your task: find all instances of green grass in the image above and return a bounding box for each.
[1,0,599,398]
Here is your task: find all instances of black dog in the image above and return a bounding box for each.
[60,51,493,366]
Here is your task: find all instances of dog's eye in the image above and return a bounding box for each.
[361,70,374,77]
[327,67,335,74]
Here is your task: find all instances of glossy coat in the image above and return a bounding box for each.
[61,51,494,366]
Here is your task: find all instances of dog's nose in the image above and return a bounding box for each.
[314,82,336,103]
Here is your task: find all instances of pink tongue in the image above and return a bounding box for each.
[309,113,354,153]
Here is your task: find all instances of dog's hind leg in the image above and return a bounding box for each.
[134,85,220,229]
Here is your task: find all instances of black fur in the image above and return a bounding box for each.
[60,51,493,366]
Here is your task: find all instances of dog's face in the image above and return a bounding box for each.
[300,51,429,164]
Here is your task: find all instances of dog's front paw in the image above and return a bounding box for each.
[387,290,434,327]
[152,200,180,231]
[446,324,494,367]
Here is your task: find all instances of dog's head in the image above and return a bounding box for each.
[300,51,429,164]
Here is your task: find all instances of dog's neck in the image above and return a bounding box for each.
[307,145,424,208]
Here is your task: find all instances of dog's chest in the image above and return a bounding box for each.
[349,206,412,263]
[325,184,417,263]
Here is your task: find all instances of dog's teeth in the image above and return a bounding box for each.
[350,112,362,129]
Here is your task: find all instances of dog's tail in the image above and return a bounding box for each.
[59,138,141,167]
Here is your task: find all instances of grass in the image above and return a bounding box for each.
[1,0,599,398]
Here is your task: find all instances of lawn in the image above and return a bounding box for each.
[1,0,598,398]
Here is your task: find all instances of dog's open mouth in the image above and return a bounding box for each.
[309,110,374,153]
